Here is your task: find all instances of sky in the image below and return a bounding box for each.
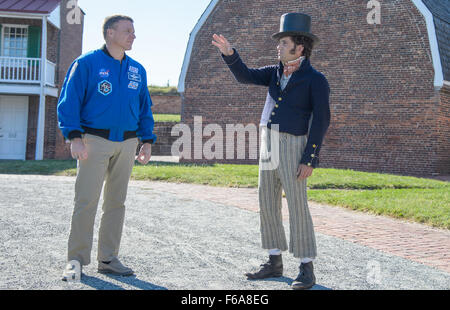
[77,0,212,86]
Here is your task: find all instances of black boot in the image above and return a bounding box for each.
[291,262,316,289]
[245,255,283,280]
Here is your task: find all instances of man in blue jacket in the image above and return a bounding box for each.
[58,15,156,280]
[212,13,330,289]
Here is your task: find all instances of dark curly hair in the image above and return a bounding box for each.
[290,35,314,59]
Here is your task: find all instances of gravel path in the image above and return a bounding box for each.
[0,174,449,290]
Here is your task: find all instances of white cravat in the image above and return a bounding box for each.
[259,57,305,127]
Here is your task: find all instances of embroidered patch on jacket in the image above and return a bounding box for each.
[128,72,141,82]
[99,69,110,78]
[128,81,139,90]
[98,80,112,96]
[129,66,139,74]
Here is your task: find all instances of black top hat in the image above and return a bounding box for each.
[272,13,319,46]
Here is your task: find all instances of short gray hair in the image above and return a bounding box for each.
[102,15,134,40]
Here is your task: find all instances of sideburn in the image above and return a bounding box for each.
[289,45,297,55]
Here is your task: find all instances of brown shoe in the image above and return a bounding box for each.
[291,262,316,290]
[245,255,283,279]
[98,257,134,276]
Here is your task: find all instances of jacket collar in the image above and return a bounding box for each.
[277,58,312,92]
[277,57,311,80]
[100,44,127,62]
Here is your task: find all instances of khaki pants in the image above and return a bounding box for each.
[258,127,317,259]
[67,134,138,265]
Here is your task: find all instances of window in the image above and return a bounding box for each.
[2,25,28,58]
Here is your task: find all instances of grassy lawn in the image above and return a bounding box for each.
[148,85,178,96]
[153,114,181,123]
[308,188,449,229]
[0,160,448,229]
[0,159,78,176]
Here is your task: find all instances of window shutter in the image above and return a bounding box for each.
[27,26,41,58]
[0,25,2,55]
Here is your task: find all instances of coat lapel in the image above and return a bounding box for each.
[278,58,312,93]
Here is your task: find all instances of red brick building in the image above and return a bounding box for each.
[0,0,84,160]
[178,0,449,177]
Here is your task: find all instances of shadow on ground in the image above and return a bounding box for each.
[252,276,332,290]
[80,274,168,290]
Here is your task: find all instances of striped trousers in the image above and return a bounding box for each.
[258,126,317,258]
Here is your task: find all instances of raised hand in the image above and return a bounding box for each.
[212,34,234,56]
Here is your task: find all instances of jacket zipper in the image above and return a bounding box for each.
[118,60,123,138]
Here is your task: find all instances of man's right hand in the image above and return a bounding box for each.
[70,138,88,160]
[212,34,234,56]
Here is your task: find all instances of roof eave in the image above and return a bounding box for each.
[411,0,444,90]
[178,0,220,93]
[0,11,49,19]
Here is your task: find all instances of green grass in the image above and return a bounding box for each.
[132,162,258,187]
[148,85,179,96]
[153,114,181,123]
[306,168,448,190]
[0,160,448,229]
[0,159,77,176]
[308,188,449,229]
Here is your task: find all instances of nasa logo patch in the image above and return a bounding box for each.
[98,80,112,96]
[99,69,110,78]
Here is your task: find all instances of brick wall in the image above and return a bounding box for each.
[44,96,59,159]
[26,95,61,160]
[26,96,38,160]
[181,0,449,176]
[57,0,84,87]
[54,0,85,159]
[144,122,179,156]
[151,95,181,114]
[436,85,450,174]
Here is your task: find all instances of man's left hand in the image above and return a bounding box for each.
[136,143,152,165]
[297,164,313,180]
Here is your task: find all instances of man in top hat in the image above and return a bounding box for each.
[212,12,330,289]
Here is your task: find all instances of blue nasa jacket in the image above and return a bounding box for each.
[57,45,156,144]
[222,49,330,168]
